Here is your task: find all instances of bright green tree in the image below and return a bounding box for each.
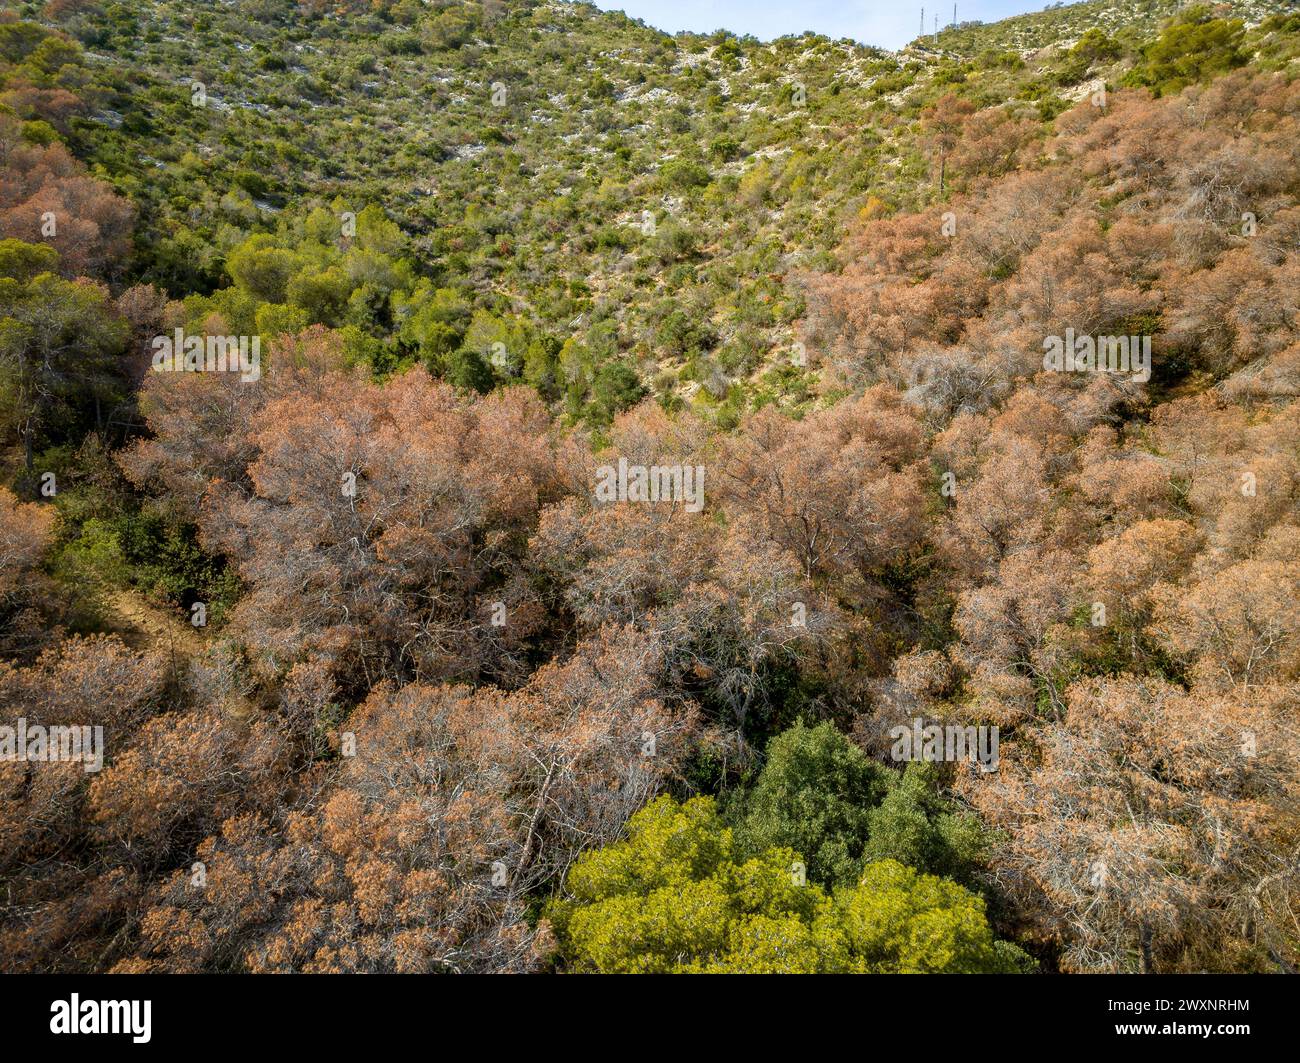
[226,235,301,304]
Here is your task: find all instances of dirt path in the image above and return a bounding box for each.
[103,588,208,658]
[102,589,263,720]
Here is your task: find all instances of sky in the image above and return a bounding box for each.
[590,1,1071,51]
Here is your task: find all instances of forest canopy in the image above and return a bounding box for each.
[0,0,1297,977]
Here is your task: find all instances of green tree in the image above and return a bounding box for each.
[445,345,494,393]
[254,302,310,340]
[733,720,891,886]
[226,236,300,304]
[588,361,645,425]
[0,254,127,472]
[0,239,58,284]
[829,859,1033,974]
[659,158,712,192]
[395,283,472,369]
[287,266,351,327]
[523,335,562,401]
[734,722,991,887]
[863,761,990,886]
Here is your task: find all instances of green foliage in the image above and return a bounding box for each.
[52,516,131,597]
[0,21,52,63]
[227,237,300,304]
[732,721,991,888]
[862,761,991,885]
[20,119,60,145]
[1072,27,1123,62]
[0,239,60,283]
[732,720,891,886]
[523,334,562,401]
[1125,5,1248,96]
[587,361,645,425]
[835,860,1036,974]
[178,204,421,368]
[708,135,740,161]
[445,345,494,394]
[254,301,311,339]
[548,795,1031,973]
[659,157,712,191]
[0,263,127,467]
[41,437,241,625]
[650,220,699,264]
[396,282,473,368]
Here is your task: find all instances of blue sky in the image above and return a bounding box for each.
[591,1,1069,50]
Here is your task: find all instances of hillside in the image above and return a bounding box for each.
[1,0,1298,981]
[14,0,1296,423]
